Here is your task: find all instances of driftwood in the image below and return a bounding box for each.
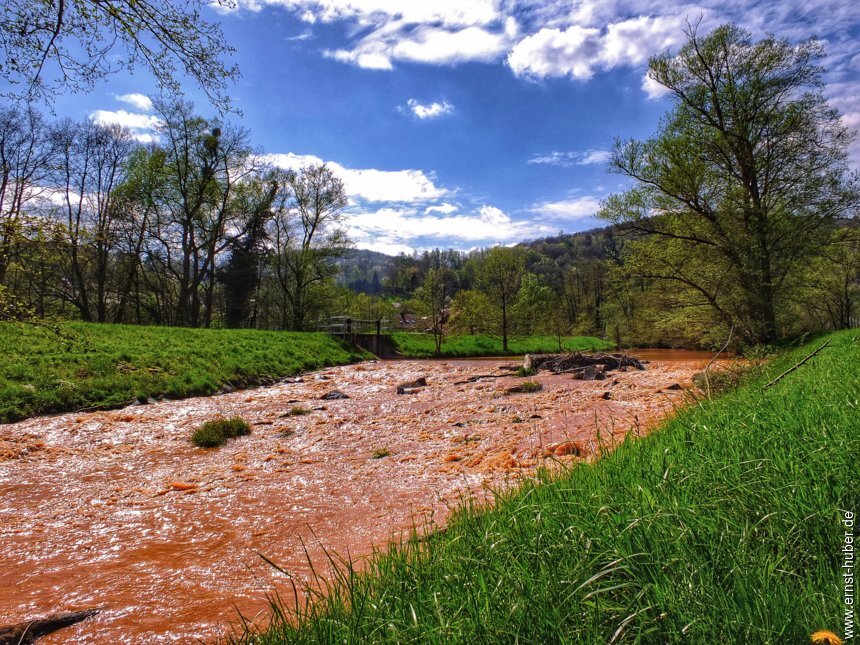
[529,352,646,374]
[0,610,100,644]
[762,338,832,390]
[453,373,507,385]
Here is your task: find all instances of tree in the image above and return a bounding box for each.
[601,24,858,345]
[219,178,276,328]
[269,164,349,331]
[52,117,135,321]
[450,289,491,335]
[477,247,524,353]
[418,267,452,355]
[0,104,54,285]
[1,0,238,111]
[151,98,255,327]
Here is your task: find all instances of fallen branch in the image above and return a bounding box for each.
[453,374,506,385]
[762,338,832,390]
[0,609,101,644]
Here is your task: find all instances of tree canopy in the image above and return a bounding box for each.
[602,23,858,344]
[1,0,239,111]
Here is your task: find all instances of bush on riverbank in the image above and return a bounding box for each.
[239,330,857,643]
[389,332,613,358]
[0,322,370,422]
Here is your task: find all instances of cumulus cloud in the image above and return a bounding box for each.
[327,21,517,70]
[404,99,454,120]
[346,204,554,253]
[425,202,459,214]
[262,152,450,203]
[219,0,860,102]
[90,109,162,131]
[90,109,163,143]
[528,149,611,167]
[529,196,602,220]
[114,93,153,111]
[508,14,689,80]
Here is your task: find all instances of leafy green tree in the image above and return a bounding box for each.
[477,247,525,353]
[450,289,491,335]
[514,272,552,336]
[601,24,858,344]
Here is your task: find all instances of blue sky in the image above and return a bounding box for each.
[45,0,860,255]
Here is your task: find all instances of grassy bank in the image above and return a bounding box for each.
[0,322,370,422]
[389,332,613,358]
[241,331,858,643]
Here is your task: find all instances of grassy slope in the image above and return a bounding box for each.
[243,331,858,643]
[389,332,613,358]
[0,322,369,422]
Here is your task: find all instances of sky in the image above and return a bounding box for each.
[36,0,860,255]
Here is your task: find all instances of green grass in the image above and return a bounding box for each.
[389,332,613,358]
[192,416,252,447]
[238,330,858,643]
[0,322,370,422]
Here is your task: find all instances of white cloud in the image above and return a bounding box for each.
[528,149,611,167]
[424,202,458,215]
[327,22,516,70]
[641,72,672,100]
[508,14,689,80]
[230,0,503,27]
[262,153,450,203]
[90,109,162,131]
[219,0,860,104]
[131,132,159,144]
[529,196,602,220]
[90,109,163,143]
[347,204,554,251]
[114,93,153,111]
[405,99,454,120]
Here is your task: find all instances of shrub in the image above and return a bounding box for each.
[505,381,543,394]
[372,448,391,459]
[514,366,536,377]
[288,406,311,416]
[192,416,251,447]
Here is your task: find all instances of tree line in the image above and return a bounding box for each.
[0,98,349,331]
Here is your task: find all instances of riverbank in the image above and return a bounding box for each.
[0,322,370,422]
[0,353,711,642]
[243,331,857,643]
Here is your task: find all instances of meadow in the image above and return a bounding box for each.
[0,322,369,422]
[388,332,613,358]
[239,330,858,643]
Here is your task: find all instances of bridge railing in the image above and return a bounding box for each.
[316,317,391,336]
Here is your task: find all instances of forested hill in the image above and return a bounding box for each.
[338,224,619,295]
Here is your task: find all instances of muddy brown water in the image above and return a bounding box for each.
[0,354,720,643]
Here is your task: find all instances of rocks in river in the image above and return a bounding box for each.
[396,376,427,394]
[320,390,349,400]
[572,365,607,381]
[545,441,582,457]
